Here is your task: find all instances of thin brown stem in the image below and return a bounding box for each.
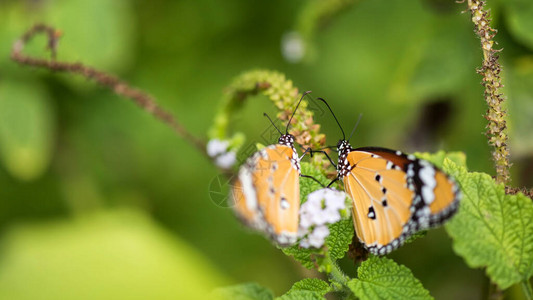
[11,24,207,158]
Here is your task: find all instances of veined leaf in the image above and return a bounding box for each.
[276,291,324,300]
[443,158,533,289]
[276,278,330,300]
[289,278,330,294]
[325,218,354,261]
[347,256,433,300]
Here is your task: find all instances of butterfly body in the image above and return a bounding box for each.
[336,140,460,255]
[231,134,301,245]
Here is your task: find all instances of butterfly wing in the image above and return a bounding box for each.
[343,147,460,255]
[231,145,300,245]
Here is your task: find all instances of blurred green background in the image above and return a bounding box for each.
[0,0,532,299]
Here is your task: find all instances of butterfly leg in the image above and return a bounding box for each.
[298,145,313,160]
[300,174,326,187]
[310,150,337,169]
[327,176,339,188]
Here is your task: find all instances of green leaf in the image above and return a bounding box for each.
[281,244,319,270]
[0,79,55,181]
[276,291,324,300]
[403,230,427,245]
[276,278,331,300]
[325,218,354,261]
[443,159,533,289]
[213,282,274,300]
[290,278,331,295]
[347,256,433,300]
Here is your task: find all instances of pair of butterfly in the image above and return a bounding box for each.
[231,91,461,255]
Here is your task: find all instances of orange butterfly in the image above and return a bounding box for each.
[316,98,461,255]
[231,91,318,246]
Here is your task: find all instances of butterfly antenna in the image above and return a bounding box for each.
[286,90,312,134]
[263,113,283,135]
[316,97,345,140]
[348,113,363,142]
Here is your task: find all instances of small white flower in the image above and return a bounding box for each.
[207,139,230,157]
[323,208,341,224]
[299,238,311,248]
[308,225,329,248]
[297,226,308,238]
[207,139,236,169]
[299,211,314,229]
[324,189,346,211]
[312,225,330,239]
[299,188,347,228]
[215,151,237,169]
[297,188,349,248]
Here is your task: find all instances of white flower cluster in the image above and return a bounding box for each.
[298,188,348,248]
[207,139,237,169]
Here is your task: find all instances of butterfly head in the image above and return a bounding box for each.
[337,139,351,153]
[278,134,295,147]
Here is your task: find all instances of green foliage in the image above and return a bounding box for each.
[288,278,331,295]
[214,283,274,300]
[293,0,356,62]
[0,79,54,181]
[325,218,354,261]
[276,291,324,300]
[347,256,433,300]
[0,209,228,299]
[402,230,427,245]
[280,244,318,270]
[504,0,533,50]
[276,278,331,300]
[507,58,533,157]
[443,158,533,289]
[44,0,134,72]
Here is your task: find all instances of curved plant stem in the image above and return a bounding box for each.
[209,70,329,168]
[324,254,349,286]
[11,24,208,158]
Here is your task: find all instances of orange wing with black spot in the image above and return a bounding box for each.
[231,144,300,245]
[342,147,460,255]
